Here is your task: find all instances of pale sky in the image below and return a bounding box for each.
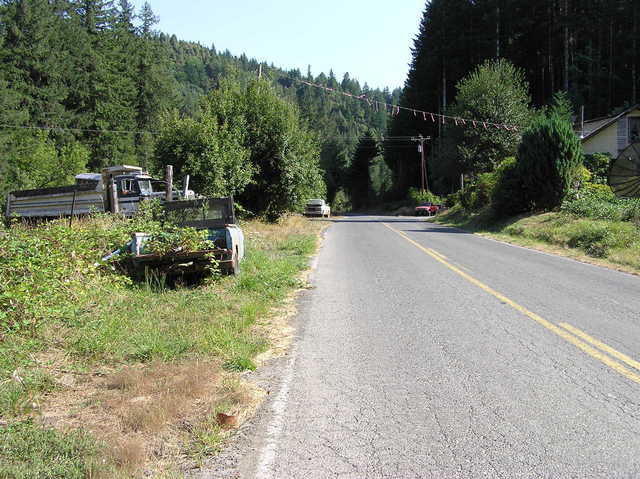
[131,0,426,90]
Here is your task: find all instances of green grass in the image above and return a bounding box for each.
[436,205,640,272]
[0,214,323,475]
[0,421,102,479]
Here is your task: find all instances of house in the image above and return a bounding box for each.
[580,105,640,157]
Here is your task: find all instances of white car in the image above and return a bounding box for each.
[304,199,331,218]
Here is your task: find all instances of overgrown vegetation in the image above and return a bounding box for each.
[0,212,323,477]
[430,61,638,271]
[387,0,640,196]
[0,0,399,215]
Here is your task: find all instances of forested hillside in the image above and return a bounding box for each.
[388,0,640,196]
[0,0,399,210]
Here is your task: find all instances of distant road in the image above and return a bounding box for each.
[214,215,640,478]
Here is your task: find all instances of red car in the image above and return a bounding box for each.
[415,202,440,216]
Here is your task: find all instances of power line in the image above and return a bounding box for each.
[0,123,157,135]
[295,78,521,131]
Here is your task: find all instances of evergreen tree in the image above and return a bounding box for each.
[518,114,584,210]
[349,132,379,210]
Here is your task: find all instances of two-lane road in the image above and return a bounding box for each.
[212,216,640,478]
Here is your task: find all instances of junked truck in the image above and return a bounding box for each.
[109,197,245,279]
[4,165,193,219]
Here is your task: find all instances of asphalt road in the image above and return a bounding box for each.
[202,215,640,478]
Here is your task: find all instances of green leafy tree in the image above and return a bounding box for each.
[154,109,253,198]
[452,59,532,175]
[205,79,325,219]
[4,131,89,192]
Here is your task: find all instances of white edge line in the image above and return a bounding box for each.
[255,223,327,478]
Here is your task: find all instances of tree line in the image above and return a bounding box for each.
[0,0,398,216]
[387,0,640,197]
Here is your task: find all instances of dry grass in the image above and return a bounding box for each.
[37,357,257,476]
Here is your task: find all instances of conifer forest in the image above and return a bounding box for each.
[0,0,639,211]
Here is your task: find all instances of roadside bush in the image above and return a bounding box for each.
[408,187,443,205]
[565,220,637,258]
[583,152,612,184]
[331,189,351,214]
[455,172,498,212]
[491,157,529,216]
[561,185,640,223]
[0,203,209,333]
[517,114,583,210]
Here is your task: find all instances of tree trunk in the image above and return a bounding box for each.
[633,2,638,104]
[496,2,500,58]
[563,0,569,92]
[609,18,614,110]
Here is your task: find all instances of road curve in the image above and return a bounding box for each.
[205,215,640,478]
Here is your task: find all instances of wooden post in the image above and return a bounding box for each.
[183,175,190,198]
[109,180,120,214]
[69,190,77,227]
[165,165,173,202]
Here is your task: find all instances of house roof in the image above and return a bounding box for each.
[580,104,640,142]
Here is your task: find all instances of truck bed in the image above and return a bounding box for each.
[7,184,105,218]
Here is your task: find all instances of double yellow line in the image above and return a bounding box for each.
[382,222,640,384]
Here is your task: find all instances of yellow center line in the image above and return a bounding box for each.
[428,248,448,260]
[382,222,640,384]
[559,323,640,372]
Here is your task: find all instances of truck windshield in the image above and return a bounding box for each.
[138,180,153,195]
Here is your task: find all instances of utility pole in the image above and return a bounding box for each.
[258,64,262,80]
[411,134,431,192]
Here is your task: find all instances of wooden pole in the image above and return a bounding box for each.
[69,189,77,227]
[165,165,173,202]
[411,135,431,192]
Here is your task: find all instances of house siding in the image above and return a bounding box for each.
[582,109,640,157]
[583,122,618,156]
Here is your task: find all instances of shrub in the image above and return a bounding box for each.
[408,188,443,205]
[517,114,584,210]
[565,220,637,258]
[491,157,529,216]
[331,189,350,214]
[454,176,495,212]
[583,153,612,184]
[561,184,640,223]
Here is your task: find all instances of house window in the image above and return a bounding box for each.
[629,117,640,144]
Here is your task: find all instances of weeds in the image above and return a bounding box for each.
[0,421,103,479]
[0,214,324,476]
[438,208,640,272]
